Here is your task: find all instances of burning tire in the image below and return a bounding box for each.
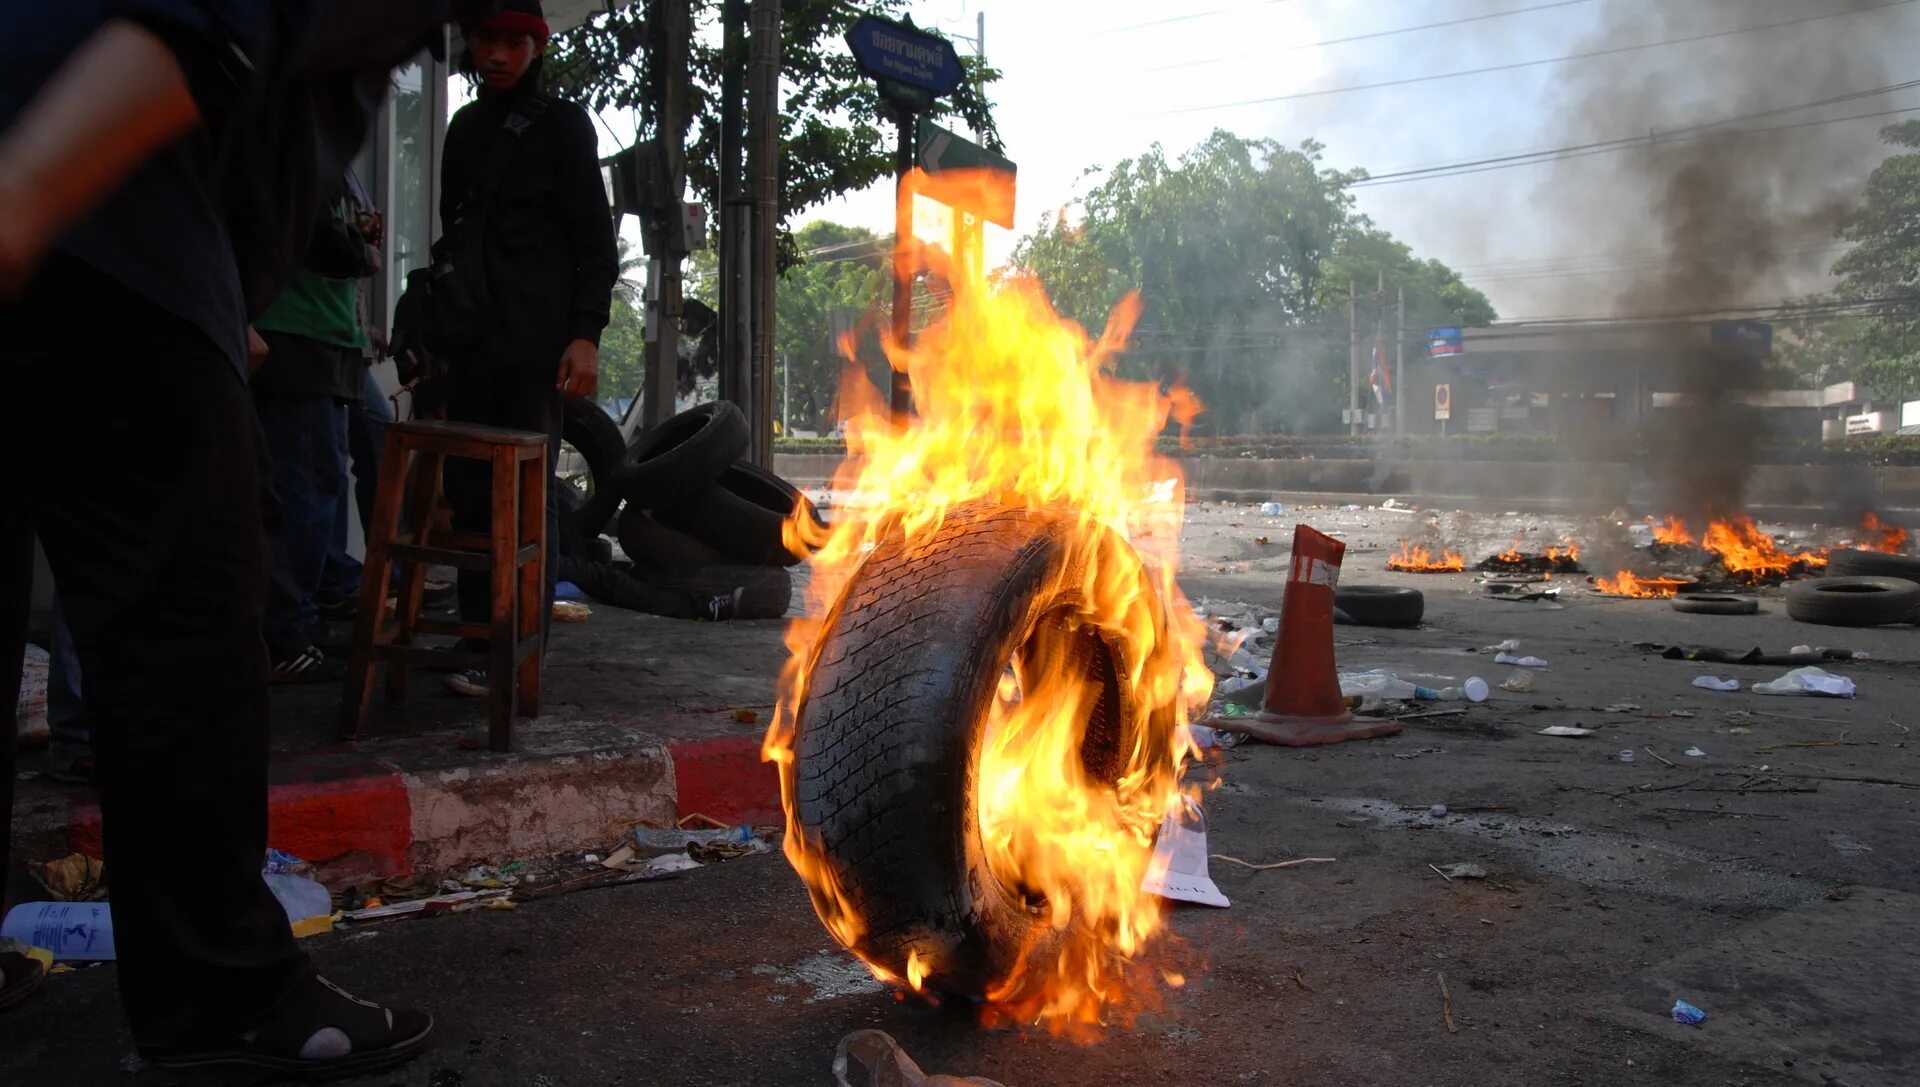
[1825,548,1920,582]
[788,505,1182,999]
[1670,594,1760,616]
[1785,576,1920,627]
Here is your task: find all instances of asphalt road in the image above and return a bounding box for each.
[5,504,1916,1086]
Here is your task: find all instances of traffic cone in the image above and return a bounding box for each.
[1212,523,1402,746]
[1140,796,1228,908]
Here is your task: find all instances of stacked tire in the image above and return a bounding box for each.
[567,401,813,621]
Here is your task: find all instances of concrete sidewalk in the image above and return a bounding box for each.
[14,602,794,889]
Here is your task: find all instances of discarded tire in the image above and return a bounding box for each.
[653,460,820,567]
[560,399,626,539]
[1670,594,1760,616]
[1825,548,1920,582]
[613,401,748,510]
[615,505,732,568]
[1332,585,1424,627]
[790,505,1179,996]
[1785,576,1920,627]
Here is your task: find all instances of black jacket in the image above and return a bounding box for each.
[440,82,619,371]
[0,0,449,375]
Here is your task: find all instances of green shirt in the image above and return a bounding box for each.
[254,205,367,349]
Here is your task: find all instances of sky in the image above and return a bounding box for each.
[786,0,1920,323]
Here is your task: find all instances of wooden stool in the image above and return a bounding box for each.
[340,420,548,752]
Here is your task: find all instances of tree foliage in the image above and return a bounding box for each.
[1010,130,1495,434]
[1824,121,1920,395]
[545,1,1001,245]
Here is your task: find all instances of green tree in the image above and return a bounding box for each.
[1825,121,1920,395]
[546,2,1001,253]
[1010,130,1494,434]
[769,221,890,433]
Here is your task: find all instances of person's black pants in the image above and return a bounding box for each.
[443,360,561,650]
[0,256,309,1053]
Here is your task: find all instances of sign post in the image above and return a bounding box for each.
[1435,383,1451,437]
[846,15,966,422]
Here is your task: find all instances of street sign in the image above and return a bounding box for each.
[915,119,1017,228]
[847,15,965,98]
[1434,383,1452,421]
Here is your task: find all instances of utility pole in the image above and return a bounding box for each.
[1374,268,1385,433]
[1347,279,1358,436]
[717,0,748,410]
[746,0,781,466]
[1395,284,1406,435]
[890,112,914,422]
[642,0,692,429]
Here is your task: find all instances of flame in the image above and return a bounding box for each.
[762,167,1210,1034]
[1546,540,1582,564]
[1699,515,1827,578]
[1492,538,1526,564]
[1648,516,1696,546]
[1388,541,1466,572]
[1858,512,1910,554]
[1593,571,1691,597]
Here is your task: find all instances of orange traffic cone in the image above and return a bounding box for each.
[1212,524,1402,746]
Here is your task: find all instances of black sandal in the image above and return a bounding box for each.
[0,949,47,1013]
[151,974,432,1083]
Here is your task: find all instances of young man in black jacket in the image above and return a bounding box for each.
[438,0,620,696]
[0,3,483,1077]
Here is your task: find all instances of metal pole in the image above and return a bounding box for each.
[642,0,691,430]
[889,114,914,423]
[1395,285,1406,435]
[716,0,747,407]
[1347,279,1358,436]
[781,354,788,435]
[746,0,781,466]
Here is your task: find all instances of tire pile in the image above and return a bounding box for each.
[1783,548,1920,627]
[558,400,816,620]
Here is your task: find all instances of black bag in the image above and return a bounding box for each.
[391,94,551,365]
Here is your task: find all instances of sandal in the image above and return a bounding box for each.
[0,949,47,1012]
[151,974,432,1083]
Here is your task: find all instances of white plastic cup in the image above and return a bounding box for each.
[1462,677,1489,703]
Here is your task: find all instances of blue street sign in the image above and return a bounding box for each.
[1429,327,1464,357]
[846,15,965,98]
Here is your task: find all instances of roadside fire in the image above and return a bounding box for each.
[765,167,1210,1034]
[1388,541,1466,572]
[1592,571,1693,598]
[1699,516,1827,580]
[1856,512,1910,554]
[1478,538,1583,575]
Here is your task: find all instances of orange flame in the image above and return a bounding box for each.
[1858,512,1910,554]
[1546,540,1582,564]
[1699,515,1827,578]
[1388,541,1466,572]
[1593,571,1691,597]
[763,168,1210,1034]
[1649,516,1696,546]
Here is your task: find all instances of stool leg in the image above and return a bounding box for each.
[387,450,442,704]
[487,446,518,752]
[341,433,412,739]
[515,447,545,719]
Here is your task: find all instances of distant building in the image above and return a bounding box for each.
[1397,318,1881,442]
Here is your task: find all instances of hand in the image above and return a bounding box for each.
[356,209,384,250]
[370,329,389,360]
[556,338,598,400]
[247,326,270,372]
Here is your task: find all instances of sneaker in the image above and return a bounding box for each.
[271,645,347,685]
[703,588,746,622]
[315,595,359,622]
[444,668,489,697]
[304,618,352,652]
[47,753,95,786]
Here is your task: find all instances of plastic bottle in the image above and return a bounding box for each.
[1432,677,1491,703]
[0,901,115,960]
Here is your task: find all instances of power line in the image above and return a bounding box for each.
[1145,0,1591,74]
[1348,99,1920,188]
[1159,0,1919,115]
[1093,0,1291,38]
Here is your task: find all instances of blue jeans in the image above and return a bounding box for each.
[253,391,348,650]
[319,368,393,603]
[48,597,89,759]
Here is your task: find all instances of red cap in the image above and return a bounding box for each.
[477,9,551,39]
